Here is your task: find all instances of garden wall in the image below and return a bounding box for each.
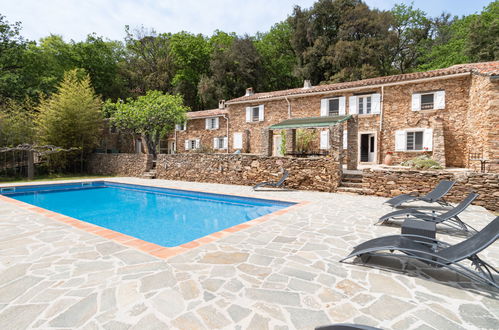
[156,153,342,192]
[362,167,499,211]
[87,153,152,177]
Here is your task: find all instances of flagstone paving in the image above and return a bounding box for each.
[0,177,498,329]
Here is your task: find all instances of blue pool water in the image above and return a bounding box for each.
[1,181,293,247]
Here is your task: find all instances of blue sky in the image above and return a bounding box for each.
[1,0,493,42]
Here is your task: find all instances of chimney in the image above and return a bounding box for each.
[245,87,254,96]
[218,100,225,109]
[303,80,312,89]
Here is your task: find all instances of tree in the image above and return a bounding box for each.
[111,91,188,158]
[0,14,29,103]
[255,21,300,91]
[198,36,264,108]
[0,98,36,147]
[36,69,103,153]
[169,31,211,110]
[466,1,499,62]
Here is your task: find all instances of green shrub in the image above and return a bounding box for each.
[401,155,442,170]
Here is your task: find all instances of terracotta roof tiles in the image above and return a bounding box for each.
[186,108,228,119]
[226,61,499,104]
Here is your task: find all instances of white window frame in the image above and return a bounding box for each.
[358,95,372,114]
[205,117,219,130]
[213,136,228,150]
[405,130,424,151]
[395,128,433,152]
[320,96,346,116]
[245,105,264,122]
[185,139,200,150]
[412,90,445,111]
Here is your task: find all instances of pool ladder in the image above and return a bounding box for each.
[0,187,15,193]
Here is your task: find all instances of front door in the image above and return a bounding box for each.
[273,135,283,156]
[360,133,376,163]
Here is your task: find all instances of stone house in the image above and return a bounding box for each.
[154,61,499,172]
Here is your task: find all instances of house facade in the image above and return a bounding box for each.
[165,61,499,171]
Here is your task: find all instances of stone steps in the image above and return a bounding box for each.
[338,172,365,194]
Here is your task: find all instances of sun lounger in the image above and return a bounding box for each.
[253,170,288,190]
[384,180,455,208]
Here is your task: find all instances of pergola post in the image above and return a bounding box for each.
[261,128,273,156]
[347,116,358,170]
[285,129,296,155]
[328,124,342,162]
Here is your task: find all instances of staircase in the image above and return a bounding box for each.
[141,160,157,179]
[337,171,365,194]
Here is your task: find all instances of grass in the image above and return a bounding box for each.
[0,174,114,184]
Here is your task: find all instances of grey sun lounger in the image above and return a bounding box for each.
[342,216,499,288]
[377,192,479,233]
[315,324,381,330]
[384,180,455,208]
[253,170,289,190]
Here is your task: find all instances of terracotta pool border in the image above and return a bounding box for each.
[0,179,309,260]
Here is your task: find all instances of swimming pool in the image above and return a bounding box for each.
[1,181,294,247]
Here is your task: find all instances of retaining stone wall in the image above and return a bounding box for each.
[87,153,152,177]
[157,153,342,192]
[363,167,499,211]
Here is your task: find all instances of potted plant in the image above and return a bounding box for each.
[383,151,394,165]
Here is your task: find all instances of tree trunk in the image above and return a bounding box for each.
[143,134,157,159]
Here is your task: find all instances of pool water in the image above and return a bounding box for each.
[2,182,294,247]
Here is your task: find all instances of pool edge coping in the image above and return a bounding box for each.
[0,179,310,260]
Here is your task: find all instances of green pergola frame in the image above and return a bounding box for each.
[269,115,351,130]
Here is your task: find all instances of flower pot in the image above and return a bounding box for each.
[383,153,393,166]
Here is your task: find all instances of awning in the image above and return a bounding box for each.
[269,115,351,130]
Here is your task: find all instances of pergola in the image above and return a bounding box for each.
[261,115,358,169]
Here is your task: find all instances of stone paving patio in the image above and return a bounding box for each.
[0,177,498,329]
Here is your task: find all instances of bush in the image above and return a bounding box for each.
[401,155,442,170]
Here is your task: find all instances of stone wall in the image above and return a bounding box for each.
[87,153,152,177]
[156,153,342,192]
[362,167,499,211]
[174,116,229,153]
[467,74,499,172]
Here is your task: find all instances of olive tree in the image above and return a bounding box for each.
[111,91,188,158]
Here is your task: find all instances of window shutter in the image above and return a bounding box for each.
[233,133,242,149]
[223,137,228,149]
[338,96,346,115]
[214,117,219,129]
[320,99,328,116]
[371,93,381,114]
[349,96,357,114]
[423,128,433,151]
[258,105,265,121]
[195,139,200,149]
[205,118,210,129]
[435,91,445,109]
[245,107,251,122]
[343,130,348,149]
[185,140,189,150]
[395,130,406,151]
[320,130,329,150]
[412,93,421,111]
[213,137,218,149]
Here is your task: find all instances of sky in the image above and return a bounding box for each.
[0,0,493,42]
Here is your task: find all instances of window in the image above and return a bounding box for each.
[185,139,200,150]
[205,117,219,130]
[358,95,372,114]
[252,107,260,121]
[176,123,186,131]
[321,96,345,116]
[246,105,264,122]
[328,98,339,116]
[412,91,445,111]
[395,129,433,152]
[420,93,434,110]
[213,137,227,150]
[406,131,424,151]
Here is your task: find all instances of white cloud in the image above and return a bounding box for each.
[0,0,490,42]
